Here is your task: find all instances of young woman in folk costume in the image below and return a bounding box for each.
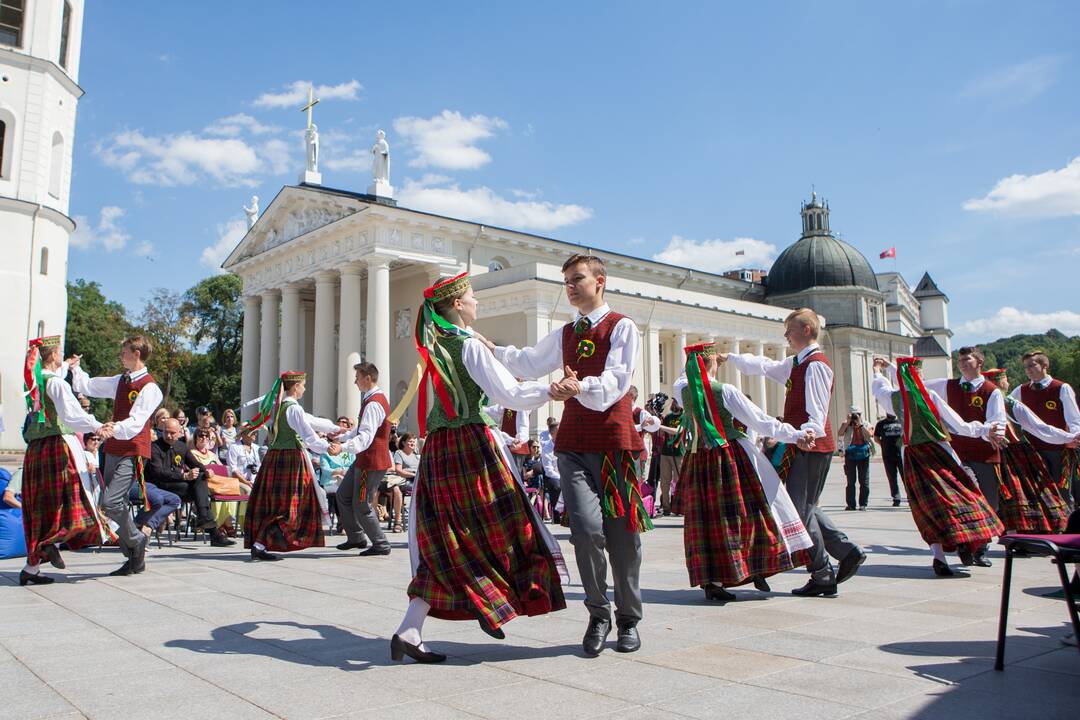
[243,371,344,562]
[19,336,115,585]
[981,368,1076,533]
[871,357,1005,576]
[388,272,567,664]
[673,342,815,601]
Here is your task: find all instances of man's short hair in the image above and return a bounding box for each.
[957,346,985,367]
[353,361,379,381]
[1022,350,1050,369]
[784,308,820,340]
[561,253,607,279]
[123,335,153,362]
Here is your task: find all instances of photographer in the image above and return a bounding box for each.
[227,426,261,492]
[838,405,874,510]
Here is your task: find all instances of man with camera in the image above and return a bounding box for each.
[838,406,874,511]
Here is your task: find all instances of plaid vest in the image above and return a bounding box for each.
[946,379,1000,464]
[555,312,643,453]
[783,352,836,454]
[355,392,392,470]
[104,372,155,458]
[1020,379,1069,451]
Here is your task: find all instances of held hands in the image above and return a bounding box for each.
[65,354,82,369]
[795,428,817,452]
[872,357,888,372]
[715,352,729,364]
[1067,432,1080,449]
[548,366,581,401]
[327,442,343,457]
[97,422,116,440]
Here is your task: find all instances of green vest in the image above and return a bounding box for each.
[891,392,948,447]
[681,379,747,450]
[268,398,303,450]
[425,334,496,433]
[23,373,73,443]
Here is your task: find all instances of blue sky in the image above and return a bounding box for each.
[68,1,1080,344]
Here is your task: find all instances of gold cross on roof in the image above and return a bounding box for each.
[300,84,320,128]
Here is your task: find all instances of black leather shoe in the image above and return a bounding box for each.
[390,634,446,663]
[836,548,867,584]
[358,546,391,557]
[752,576,771,592]
[476,617,505,640]
[704,584,736,602]
[971,551,992,567]
[43,544,65,569]
[932,559,954,577]
[250,547,281,562]
[892,498,902,507]
[336,540,366,551]
[109,560,135,577]
[615,622,640,653]
[791,579,838,597]
[582,616,612,657]
[20,570,54,586]
[210,532,236,547]
[958,549,975,566]
[196,518,220,531]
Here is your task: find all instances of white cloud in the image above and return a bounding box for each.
[957,306,1080,343]
[253,80,362,109]
[319,128,371,173]
[205,113,279,137]
[71,206,131,252]
[201,218,248,272]
[652,236,777,273]
[963,156,1080,218]
[134,240,154,257]
[398,178,591,232]
[393,110,507,170]
[962,56,1063,104]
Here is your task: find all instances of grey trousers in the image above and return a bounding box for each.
[557,451,643,624]
[964,461,1001,511]
[786,450,858,582]
[102,454,143,558]
[338,464,390,551]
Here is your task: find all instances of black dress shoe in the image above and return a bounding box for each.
[476,617,506,640]
[958,549,975,566]
[752,576,771,592]
[109,560,135,577]
[932,559,955,577]
[20,570,54,586]
[582,616,612,657]
[390,634,446,663]
[836,548,867,584]
[615,622,640,653]
[971,551,992,567]
[892,498,902,507]
[210,533,236,547]
[196,518,220,531]
[844,506,855,511]
[791,579,838,597]
[43,544,65,569]
[336,540,366,551]
[704,584,737,602]
[358,546,391,557]
[250,547,281,562]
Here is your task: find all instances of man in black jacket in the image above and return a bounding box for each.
[148,418,233,546]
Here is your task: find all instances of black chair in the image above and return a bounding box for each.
[995,533,1080,670]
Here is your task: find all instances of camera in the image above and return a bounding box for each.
[647,392,669,416]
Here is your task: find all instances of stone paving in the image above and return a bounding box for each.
[2,458,1078,719]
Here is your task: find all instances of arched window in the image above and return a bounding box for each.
[59,2,72,69]
[0,0,24,48]
[36,320,44,337]
[49,132,64,199]
[39,246,48,275]
[487,256,509,273]
[0,116,10,180]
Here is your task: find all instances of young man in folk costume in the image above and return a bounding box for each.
[982,368,1075,533]
[69,335,162,576]
[388,272,566,664]
[673,343,815,601]
[1009,350,1080,506]
[872,357,1005,576]
[484,254,651,656]
[243,371,343,561]
[721,308,866,597]
[19,336,114,585]
[335,362,394,557]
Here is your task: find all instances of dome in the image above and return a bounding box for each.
[766,235,879,295]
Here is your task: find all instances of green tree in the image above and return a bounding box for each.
[65,279,133,419]
[138,288,192,407]
[177,274,244,413]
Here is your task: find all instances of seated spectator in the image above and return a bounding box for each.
[190,428,243,536]
[194,406,218,453]
[522,440,543,488]
[82,432,104,504]
[539,419,562,522]
[174,408,192,444]
[0,468,27,560]
[319,416,355,490]
[392,432,419,494]
[218,408,239,458]
[227,427,261,490]
[152,407,171,441]
[148,418,231,546]
[128,481,181,540]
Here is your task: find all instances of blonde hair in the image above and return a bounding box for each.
[785,308,820,340]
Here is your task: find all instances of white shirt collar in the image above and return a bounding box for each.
[1033,375,1054,389]
[127,367,149,381]
[796,344,820,364]
[575,303,611,325]
[363,386,382,401]
[960,375,985,390]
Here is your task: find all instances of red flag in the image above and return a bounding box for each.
[879,247,896,259]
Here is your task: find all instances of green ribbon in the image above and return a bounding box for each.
[682,352,728,450]
[896,359,948,444]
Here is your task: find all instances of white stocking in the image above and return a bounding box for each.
[930,543,947,563]
[395,597,431,650]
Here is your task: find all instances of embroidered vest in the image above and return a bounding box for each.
[103,372,156,458]
[1020,379,1069,451]
[425,334,496,433]
[23,374,73,443]
[555,312,643,453]
[783,351,836,453]
[268,399,303,450]
[680,380,747,451]
[355,392,392,471]
[946,379,1000,464]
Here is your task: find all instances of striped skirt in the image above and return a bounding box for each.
[22,435,100,565]
[903,442,1003,552]
[243,448,323,552]
[998,443,1069,533]
[679,440,809,587]
[408,423,566,630]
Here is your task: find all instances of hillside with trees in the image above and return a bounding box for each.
[953,330,1080,388]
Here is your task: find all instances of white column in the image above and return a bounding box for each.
[768,343,786,416]
[240,295,261,421]
[747,340,767,408]
[645,325,661,402]
[300,298,315,411]
[258,290,280,394]
[313,271,338,418]
[338,263,364,420]
[727,338,743,392]
[527,310,553,429]
[366,257,391,401]
[279,284,302,373]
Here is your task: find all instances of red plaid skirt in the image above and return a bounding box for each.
[243,448,323,552]
[903,442,1003,552]
[679,441,807,587]
[22,436,100,564]
[998,443,1069,533]
[408,424,566,629]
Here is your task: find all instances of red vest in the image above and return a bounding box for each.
[1020,379,1069,451]
[354,392,392,471]
[555,312,644,454]
[783,351,836,454]
[103,372,156,458]
[500,408,530,454]
[946,378,1000,464]
[632,407,647,444]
